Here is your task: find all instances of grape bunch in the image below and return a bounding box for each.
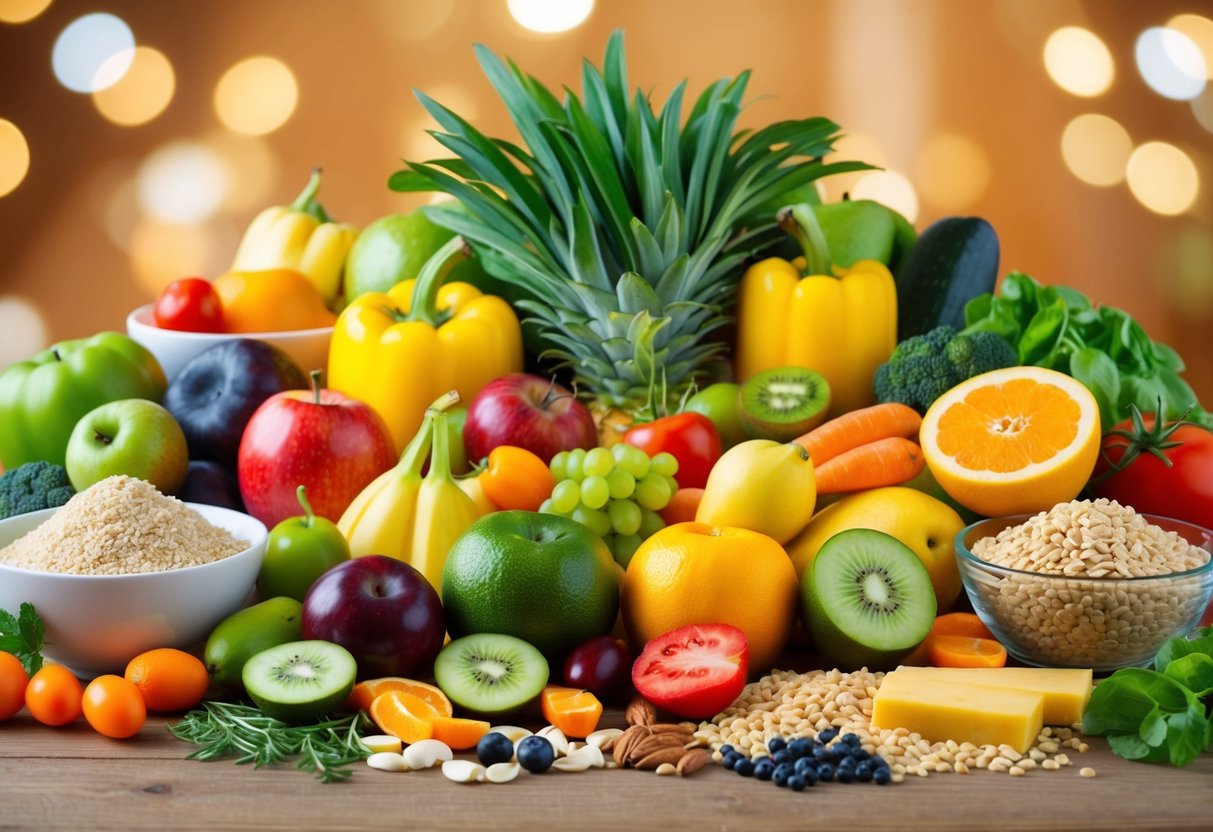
[540,444,679,568]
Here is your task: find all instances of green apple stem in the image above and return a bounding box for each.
[309,369,323,405]
[295,485,316,528]
[93,430,113,445]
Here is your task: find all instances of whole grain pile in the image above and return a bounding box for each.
[0,475,248,575]
[967,499,1211,667]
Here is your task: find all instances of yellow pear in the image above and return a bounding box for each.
[787,486,965,611]
[695,439,815,545]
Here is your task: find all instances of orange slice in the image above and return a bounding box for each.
[368,690,441,744]
[349,677,452,717]
[927,634,1008,668]
[429,716,491,750]
[920,367,1100,517]
[540,686,603,739]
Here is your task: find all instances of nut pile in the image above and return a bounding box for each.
[695,668,1093,782]
[615,696,710,776]
[969,499,1211,667]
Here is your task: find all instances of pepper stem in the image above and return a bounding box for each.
[295,485,316,528]
[778,203,832,277]
[309,369,323,405]
[289,168,332,224]
[403,237,472,326]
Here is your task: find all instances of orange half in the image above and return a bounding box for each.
[349,677,452,717]
[368,690,441,744]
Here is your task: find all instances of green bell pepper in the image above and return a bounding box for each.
[0,332,167,470]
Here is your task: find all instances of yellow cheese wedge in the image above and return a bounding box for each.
[890,666,1093,725]
[872,672,1043,753]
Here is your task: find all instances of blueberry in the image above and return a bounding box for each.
[851,748,870,762]
[817,728,839,743]
[817,763,834,782]
[837,755,856,771]
[721,752,742,771]
[766,736,787,754]
[516,736,556,773]
[719,744,736,757]
[772,763,794,786]
[476,731,515,767]
[814,746,836,763]
[836,766,855,784]
[772,750,793,766]
[840,733,861,748]
[753,758,775,781]
[734,757,756,777]
[801,765,819,786]
[873,767,892,785]
[788,775,807,791]
[787,738,814,759]
[855,761,873,782]
[793,757,815,778]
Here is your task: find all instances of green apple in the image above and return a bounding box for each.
[65,399,188,494]
[259,486,350,601]
[344,209,488,300]
[786,486,965,612]
[683,383,746,449]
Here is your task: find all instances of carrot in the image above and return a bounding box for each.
[927,634,1008,668]
[813,436,925,495]
[660,487,704,526]
[795,402,922,465]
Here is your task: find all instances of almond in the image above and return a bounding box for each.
[649,723,694,736]
[613,725,650,767]
[634,746,686,770]
[676,748,709,776]
[628,732,689,761]
[625,696,657,727]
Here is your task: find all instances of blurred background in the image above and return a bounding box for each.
[0,0,1210,400]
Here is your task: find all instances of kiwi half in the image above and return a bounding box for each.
[802,529,936,671]
[433,633,549,715]
[241,640,358,723]
[739,366,831,441]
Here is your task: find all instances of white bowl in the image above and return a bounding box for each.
[126,303,333,381]
[0,503,267,677]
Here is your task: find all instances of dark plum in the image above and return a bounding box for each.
[562,636,631,701]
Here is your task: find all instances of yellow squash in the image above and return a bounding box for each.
[694,439,816,545]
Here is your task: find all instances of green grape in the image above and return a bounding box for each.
[638,508,666,539]
[635,473,671,510]
[617,444,651,480]
[605,469,635,500]
[551,480,581,513]
[583,447,615,478]
[580,476,610,510]
[572,505,611,538]
[538,498,554,514]
[607,499,642,536]
[564,448,587,482]
[661,475,679,500]
[650,452,679,477]
[549,450,570,481]
[610,533,644,569]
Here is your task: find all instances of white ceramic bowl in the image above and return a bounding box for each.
[0,503,267,677]
[126,303,333,381]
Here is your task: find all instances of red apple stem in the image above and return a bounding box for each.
[295,485,315,528]
[540,377,577,410]
[309,369,323,405]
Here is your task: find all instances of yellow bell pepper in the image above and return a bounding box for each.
[327,237,523,454]
[338,392,480,593]
[231,169,358,304]
[735,204,897,416]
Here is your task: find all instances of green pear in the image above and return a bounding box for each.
[203,596,303,691]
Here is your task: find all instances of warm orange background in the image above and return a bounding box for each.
[1,0,1210,403]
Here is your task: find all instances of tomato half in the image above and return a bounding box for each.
[1090,414,1213,527]
[630,623,748,719]
[623,413,722,489]
[153,277,226,333]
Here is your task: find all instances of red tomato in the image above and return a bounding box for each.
[623,413,722,489]
[153,277,226,333]
[630,623,748,719]
[1090,413,1213,526]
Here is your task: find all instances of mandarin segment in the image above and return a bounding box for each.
[368,690,441,744]
[349,677,452,717]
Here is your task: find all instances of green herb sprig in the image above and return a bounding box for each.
[0,602,44,675]
[168,701,373,783]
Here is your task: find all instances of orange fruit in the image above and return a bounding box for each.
[124,648,209,713]
[920,367,1100,517]
[368,690,440,744]
[212,268,337,333]
[349,677,452,716]
[540,686,603,738]
[429,716,491,750]
[927,635,1008,669]
[620,522,799,672]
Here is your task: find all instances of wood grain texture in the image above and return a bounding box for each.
[2,711,1211,831]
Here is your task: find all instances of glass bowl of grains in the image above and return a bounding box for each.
[0,475,268,677]
[955,499,1213,674]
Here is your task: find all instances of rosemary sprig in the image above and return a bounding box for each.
[167,701,372,783]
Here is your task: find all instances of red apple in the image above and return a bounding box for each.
[238,371,395,527]
[301,555,445,679]
[464,374,596,465]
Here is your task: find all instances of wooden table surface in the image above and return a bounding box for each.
[3,702,1211,832]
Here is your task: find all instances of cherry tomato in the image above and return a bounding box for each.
[1090,412,1213,527]
[0,652,29,720]
[623,412,722,489]
[480,445,556,512]
[25,664,83,726]
[153,277,226,333]
[82,675,146,739]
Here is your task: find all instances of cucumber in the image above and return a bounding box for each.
[893,216,999,341]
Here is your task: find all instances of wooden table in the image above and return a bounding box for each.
[3,705,1211,831]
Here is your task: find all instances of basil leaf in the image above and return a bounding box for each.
[1141,707,1168,747]
[1108,733,1153,760]
[1069,348,1120,429]
[1018,301,1067,366]
[1163,653,1213,698]
[1166,704,1211,767]
[1151,341,1186,373]
[1156,627,1213,675]
[1084,668,1194,736]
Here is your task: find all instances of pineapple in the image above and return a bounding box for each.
[391,32,867,434]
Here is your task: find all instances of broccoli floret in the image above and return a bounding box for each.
[874,325,1017,413]
[0,461,75,520]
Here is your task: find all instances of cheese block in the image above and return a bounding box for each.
[872,672,1043,753]
[890,666,1093,725]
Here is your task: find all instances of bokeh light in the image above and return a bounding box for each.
[1136,27,1207,101]
[205,131,278,213]
[1060,114,1133,187]
[0,296,49,367]
[129,219,237,295]
[1163,227,1213,320]
[1044,27,1114,97]
[137,141,228,223]
[821,132,887,203]
[849,170,919,224]
[92,46,175,126]
[0,0,52,24]
[371,0,455,42]
[214,56,298,136]
[507,0,594,34]
[1194,86,1213,133]
[915,133,990,211]
[0,118,30,197]
[1126,142,1199,216]
[1168,14,1213,79]
[52,13,135,94]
